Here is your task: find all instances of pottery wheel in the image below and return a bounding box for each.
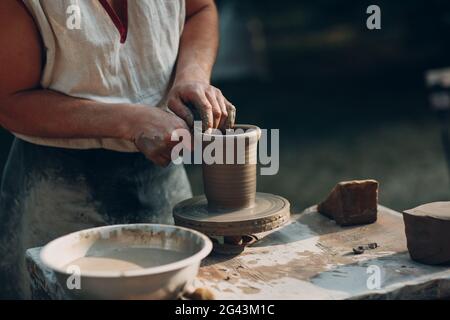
[173,193,290,237]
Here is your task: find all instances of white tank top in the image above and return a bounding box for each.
[17,0,185,152]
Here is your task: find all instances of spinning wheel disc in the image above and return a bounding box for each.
[173,193,290,236]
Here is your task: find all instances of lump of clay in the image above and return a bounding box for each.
[318,180,378,226]
[403,202,450,265]
[184,287,215,300]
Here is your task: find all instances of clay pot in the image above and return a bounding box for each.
[201,125,261,210]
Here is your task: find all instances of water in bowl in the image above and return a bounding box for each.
[64,247,191,273]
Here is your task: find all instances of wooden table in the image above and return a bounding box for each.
[26,205,450,299]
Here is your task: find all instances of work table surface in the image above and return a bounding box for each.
[26,205,450,299]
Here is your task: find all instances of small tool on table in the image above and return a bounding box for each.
[353,242,379,255]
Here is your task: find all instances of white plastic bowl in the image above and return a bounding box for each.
[40,224,212,300]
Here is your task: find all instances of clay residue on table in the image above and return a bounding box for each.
[197,206,409,299]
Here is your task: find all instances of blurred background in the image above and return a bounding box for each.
[192,0,450,212]
[1,0,449,213]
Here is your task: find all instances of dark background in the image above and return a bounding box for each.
[192,0,450,212]
[1,0,450,213]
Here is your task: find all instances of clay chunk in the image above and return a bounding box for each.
[318,180,378,226]
[403,202,450,265]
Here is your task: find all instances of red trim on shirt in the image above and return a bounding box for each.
[98,0,128,44]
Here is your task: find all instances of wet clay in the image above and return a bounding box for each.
[202,125,261,210]
[174,124,290,251]
[64,247,190,273]
[318,180,378,226]
[403,202,450,265]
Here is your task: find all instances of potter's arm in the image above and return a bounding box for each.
[176,0,219,85]
[0,0,188,166]
[0,1,147,142]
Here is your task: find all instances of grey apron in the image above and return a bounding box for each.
[0,138,192,299]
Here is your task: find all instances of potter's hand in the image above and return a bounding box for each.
[131,107,190,167]
[167,80,236,131]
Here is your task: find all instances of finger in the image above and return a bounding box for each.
[169,122,193,152]
[135,133,168,165]
[153,154,171,167]
[135,130,180,167]
[161,148,173,163]
[168,96,194,128]
[135,134,160,157]
[166,112,191,132]
[192,93,214,131]
[205,89,222,129]
[150,143,172,167]
[225,99,236,129]
[216,91,228,131]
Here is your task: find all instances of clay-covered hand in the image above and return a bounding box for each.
[131,107,190,167]
[167,80,236,131]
